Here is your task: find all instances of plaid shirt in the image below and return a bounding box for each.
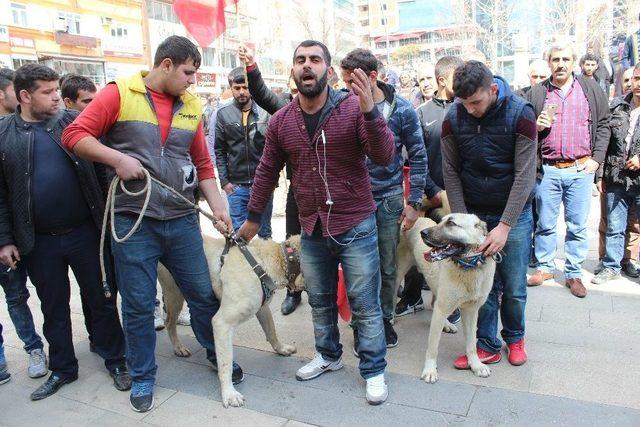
[541,76,592,161]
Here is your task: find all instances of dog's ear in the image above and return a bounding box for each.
[475,220,488,237]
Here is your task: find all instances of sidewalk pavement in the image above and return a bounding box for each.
[1,195,640,426]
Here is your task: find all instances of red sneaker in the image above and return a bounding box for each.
[454,348,502,369]
[507,339,527,366]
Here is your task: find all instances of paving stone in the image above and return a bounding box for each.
[467,386,640,426]
[538,304,591,327]
[0,381,111,426]
[589,310,640,333]
[56,368,177,420]
[142,391,288,426]
[612,295,640,314]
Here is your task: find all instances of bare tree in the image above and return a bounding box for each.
[472,0,517,71]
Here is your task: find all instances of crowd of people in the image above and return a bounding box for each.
[0,16,639,413]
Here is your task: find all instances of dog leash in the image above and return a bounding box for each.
[100,168,278,303]
[99,168,224,298]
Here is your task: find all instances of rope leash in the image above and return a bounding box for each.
[99,168,221,298]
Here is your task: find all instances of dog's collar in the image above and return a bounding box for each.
[452,251,503,270]
[280,241,300,288]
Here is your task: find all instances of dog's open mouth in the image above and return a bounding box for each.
[424,243,466,262]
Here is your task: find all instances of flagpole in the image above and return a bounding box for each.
[235,2,247,82]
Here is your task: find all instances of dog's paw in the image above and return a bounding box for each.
[222,389,245,408]
[420,360,438,384]
[470,362,491,378]
[275,344,297,356]
[442,320,458,334]
[173,345,191,357]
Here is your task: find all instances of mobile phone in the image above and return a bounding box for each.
[544,104,557,120]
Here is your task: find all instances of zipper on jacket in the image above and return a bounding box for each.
[244,110,251,180]
[26,131,33,225]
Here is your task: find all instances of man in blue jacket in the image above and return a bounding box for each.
[340,48,427,351]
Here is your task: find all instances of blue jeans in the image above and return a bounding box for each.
[534,165,594,278]
[473,206,532,353]
[227,185,273,238]
[603,190,640,272]
[301,214,387,379]
[0,263,43,353]
[375,193,403,321]
[111,213,219,384]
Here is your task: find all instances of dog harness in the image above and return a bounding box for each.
[220,236,276,305]
[280,241,301,286]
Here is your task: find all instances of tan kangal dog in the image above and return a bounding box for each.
[395,214,496,383]
[157,235,304,407]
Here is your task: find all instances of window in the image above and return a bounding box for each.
[360,19,369,27]
[382,3,387,11]
[381,18,387,26]
[12,58,35,69]
[202,47,216,67]
[110,23,129,38]
[221,50,237,69]
[11,3,27,27]
[58,12,81,34]
[147,0,179,24]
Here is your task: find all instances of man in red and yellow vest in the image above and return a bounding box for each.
[63,36,237,413]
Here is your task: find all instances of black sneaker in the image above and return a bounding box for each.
[383,321,398,348]
[447,308,461,324]
[211,359,244,385]
[109,365,132,391]
[395,296,425,317]
[352,327,360,357]
[622,261,640,278]
[129,382,154,413]
[0,369,10,385]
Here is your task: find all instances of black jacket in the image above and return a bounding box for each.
[603,93,640,191]
[416,96,453,197]
[214,100,269,187]
[0,109,106,256]
[524,75,611,176]
[247,65,291,115]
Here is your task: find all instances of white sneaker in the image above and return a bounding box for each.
[176,310,191,326]
[154,302,165,331]
[366,373,388,405]
[27,348,48,378]
[295,353,343,381]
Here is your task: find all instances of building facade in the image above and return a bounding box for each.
[0,0,148,86]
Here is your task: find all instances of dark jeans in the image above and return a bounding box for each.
[228,185,273,238]
[23,222,126,379]
[375,194,403,321]
[0,262,43,352]
[473,206,532,353]
[603,189,640,272]
[301,214,387,379]
[111,213,219,384]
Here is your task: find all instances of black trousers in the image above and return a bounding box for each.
[24,222,126,378]
[80,239,118,343]
[285,185,301,238]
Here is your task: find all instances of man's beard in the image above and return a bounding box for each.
[294,69,328,98]
[31,103,58,121]
[235,95,250,108]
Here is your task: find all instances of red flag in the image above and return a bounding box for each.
[173,0,239,48]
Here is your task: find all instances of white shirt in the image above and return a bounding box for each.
[625,106,640,153]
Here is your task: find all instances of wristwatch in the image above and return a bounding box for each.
[407,201,422,210]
